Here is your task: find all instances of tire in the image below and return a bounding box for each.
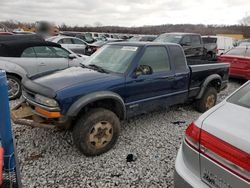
[73,108,120,156]
[196,87,217,113]
[7,75,22,100]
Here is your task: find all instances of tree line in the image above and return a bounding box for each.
[1,20,250,38]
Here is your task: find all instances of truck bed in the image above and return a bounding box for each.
[188,63,230,98]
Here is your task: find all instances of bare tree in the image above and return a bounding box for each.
[240,15,250,26]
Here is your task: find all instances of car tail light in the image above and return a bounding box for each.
[0,147,4,186]
[185,122,250,182]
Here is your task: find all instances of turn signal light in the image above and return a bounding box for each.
[35,107,61,118]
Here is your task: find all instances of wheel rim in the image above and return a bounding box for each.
[205,95,215,109]
[7,78,20,99]
[88,121,113,149]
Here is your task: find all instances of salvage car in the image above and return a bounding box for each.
[154,32,206,59]
[47,36,88,55]
[218,46,250,79]
[174,80,250,188]
[0,35,86,99]
[12,42,229,156]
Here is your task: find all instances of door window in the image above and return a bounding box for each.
[50,47,70,58]
[21,47,36,58]
[181,36,191,45]
[33,46,57,58]
[138,46,170,73]
[191,35,201,44]
[72,38,85,44]
[58,38,73,44]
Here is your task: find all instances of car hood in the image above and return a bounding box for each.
[35,67,115,90]
[202,102,250,153]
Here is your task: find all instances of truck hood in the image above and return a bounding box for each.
[33,67,113,91]
[201,102,250,153]
[23,67,122,98]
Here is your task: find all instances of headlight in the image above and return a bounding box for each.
[35,94,58,107]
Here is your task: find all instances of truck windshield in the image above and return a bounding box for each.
[154,34,182,43]
[83,45,138,74]
[227,82,250,109]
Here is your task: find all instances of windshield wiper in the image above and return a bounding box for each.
[88,64,109,73]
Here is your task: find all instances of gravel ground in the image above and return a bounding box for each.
[10,80,243,188]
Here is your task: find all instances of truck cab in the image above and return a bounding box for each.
[154,32,205,59]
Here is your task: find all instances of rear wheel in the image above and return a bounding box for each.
[7,75,22,100]
[196,87,217,113]
[73,108,120,156]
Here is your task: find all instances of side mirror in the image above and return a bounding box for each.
[68,54,77,60]
[134,65,153,77]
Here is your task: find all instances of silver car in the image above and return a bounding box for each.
[47,36,88,55]
[175,81,250,188]
[0,39,86,99]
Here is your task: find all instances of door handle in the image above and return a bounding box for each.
[39,63,46,66]
[160,76,175,80]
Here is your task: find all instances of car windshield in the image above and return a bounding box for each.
[225,47,246,56]
[154,34,182,43]
[82,45,138,74]
[227,82,250,109]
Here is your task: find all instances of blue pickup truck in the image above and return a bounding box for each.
[12,42,229,156]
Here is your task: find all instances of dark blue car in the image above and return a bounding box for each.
[12,42,229,156]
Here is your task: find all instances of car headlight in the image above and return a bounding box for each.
[35,94,58,107]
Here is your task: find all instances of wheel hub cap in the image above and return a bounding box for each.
[89,121,113,149]
[7,78,20,98]
[206,95,215,109]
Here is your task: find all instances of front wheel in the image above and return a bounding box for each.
[7,75,22,100]
[196,87,217,113]
[73,108,120,156]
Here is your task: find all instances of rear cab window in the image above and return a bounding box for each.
[202,37,217,44]
[168,45,188,71]
[227,82,250,109]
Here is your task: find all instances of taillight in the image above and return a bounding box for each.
[185,122,201,150]
[185,122,250,182]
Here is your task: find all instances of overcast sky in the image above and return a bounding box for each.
[0,0,249,26]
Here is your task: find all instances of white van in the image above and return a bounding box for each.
[202,36,234,57]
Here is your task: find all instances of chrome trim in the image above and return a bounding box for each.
[23,94,60,112]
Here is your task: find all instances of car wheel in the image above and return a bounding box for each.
[196,87,217,113]
[7,75,22,100]
[73,108,120,156]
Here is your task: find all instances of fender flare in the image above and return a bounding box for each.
[196,74,222,99]
[0,60,26,79]
[66,91,126,119]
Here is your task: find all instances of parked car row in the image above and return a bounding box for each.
[0,34,87,99]
[1,33,249,187]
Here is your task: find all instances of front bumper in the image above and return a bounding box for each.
[11,100,71,129]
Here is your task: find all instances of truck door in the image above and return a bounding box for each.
[125,46,176,116]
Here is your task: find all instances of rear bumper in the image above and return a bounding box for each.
[174,144,209,188]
